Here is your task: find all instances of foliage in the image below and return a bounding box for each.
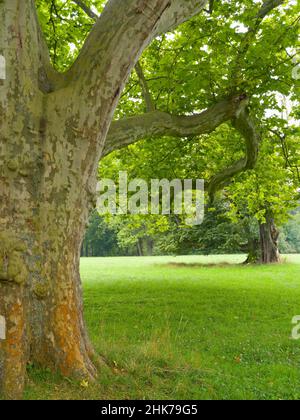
[227,130,299,227]
[153,199,255,256]
[99,121,299,256]
[81,211,122,256]
[36,0,300,256]
[36,0,105,70]
[280,209,300,253]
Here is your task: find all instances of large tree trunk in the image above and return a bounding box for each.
[259,216,281,264]
[0,1,102,399]
[0,74,98,400]
[2,0,205,400]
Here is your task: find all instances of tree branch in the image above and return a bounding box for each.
[66,0,207,88]
[208,0,215,14]
[269,129,300,183]
[153,0,208,36]
[73,0,200,116]
[256,0,285,20]
[207,104,260,200]
[230,0,285,90]
[104,95,259,199]
[55,0,208,162]
[73,0,99,20]
[103,95,248,156]
[72,0,158,113]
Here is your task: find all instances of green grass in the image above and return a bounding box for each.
[25,255,300,400]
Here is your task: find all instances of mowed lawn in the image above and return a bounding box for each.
[26,255,300,400]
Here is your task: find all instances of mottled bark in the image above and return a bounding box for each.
[0,0,47,398]
[1,0,209,400]
[104,96,247,156]
[153,0,208,37]
[0,0,96,393]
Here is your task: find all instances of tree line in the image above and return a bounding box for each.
[82,207,300,259]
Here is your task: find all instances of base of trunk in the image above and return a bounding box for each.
[0,305,97,400]
[244,238,261,264]
[0,284,28,400]
[0,249,97,400]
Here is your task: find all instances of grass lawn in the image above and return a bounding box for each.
[25,255,300,400]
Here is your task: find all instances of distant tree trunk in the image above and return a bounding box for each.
[137,239,143,257]
[147,238,154,256]
[259,217,281,264]
[244,238,260,264]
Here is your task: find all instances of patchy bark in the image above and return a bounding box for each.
[104,96,248,156]
[0,0,97,397]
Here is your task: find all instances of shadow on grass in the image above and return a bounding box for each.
[162,262,238,269]
[161,258,292,269]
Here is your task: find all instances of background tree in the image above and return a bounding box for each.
[280,208,300,254]
[226,95,300,263]
[81,211,122,257]
[99,0,299,262]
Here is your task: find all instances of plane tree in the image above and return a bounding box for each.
[0,0,297,398]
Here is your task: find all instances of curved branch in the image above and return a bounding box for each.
[103,96,247,156]
[73,0,207,33]
[154,0,208,36]
[72,0,193,115]
[207,105,260,200]
[104,94,259,200]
